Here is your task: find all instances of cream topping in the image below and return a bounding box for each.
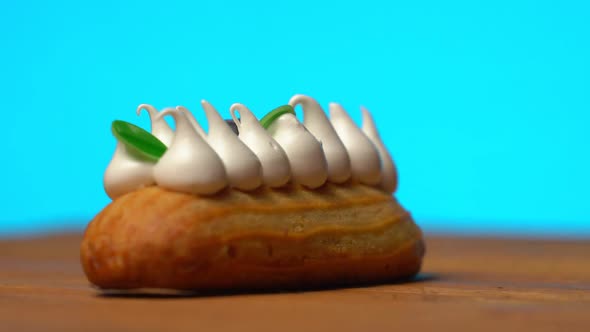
[136,104,175,146]
[153,108,228,195]
[267,113,328,189]
[201,100,263,191]
[329,102,382,186]
[230,103,291,188]
[361,106,397,194]
[103,142,155,199]
[289,95,351,183]
[177,105,207,138]
[104,96,397,198]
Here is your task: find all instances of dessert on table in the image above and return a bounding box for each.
[81,95,425,291]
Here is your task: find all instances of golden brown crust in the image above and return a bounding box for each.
[81,184,425,291]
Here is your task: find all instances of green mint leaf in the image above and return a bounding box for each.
[111,120,167,162]
[259,105,296,129]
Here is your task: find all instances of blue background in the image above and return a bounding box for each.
[1,1,588,237]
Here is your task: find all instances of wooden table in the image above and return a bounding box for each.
[1,233,589,331]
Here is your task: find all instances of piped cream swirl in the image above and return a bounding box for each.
[136,104,174,146]
[230,103,291,188]
[153,108,227,195]
[267,113,328,189]
[361,106,397,194]
[329,102,382,186]
[289,95,351,183]
[201,100,263,191]
[103,142,155,199]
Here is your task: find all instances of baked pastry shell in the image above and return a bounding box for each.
[81,183,425,291]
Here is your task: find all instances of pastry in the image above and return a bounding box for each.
[81,95,425,291]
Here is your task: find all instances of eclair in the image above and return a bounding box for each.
[81,95,425,291]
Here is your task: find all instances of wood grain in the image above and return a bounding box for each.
[1,233,589,332]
